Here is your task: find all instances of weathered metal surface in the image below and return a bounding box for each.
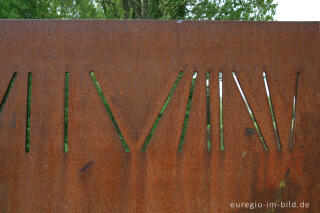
[0,20,319,212]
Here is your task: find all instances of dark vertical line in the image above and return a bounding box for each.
[289,72,300,150]
[206,72,211,151]
[178,72,198,152]
[141,72,184,152]
[64,72,69,152]
[26,72,32,153]
[263,72,281,150]
[0,72,17,114]
[90,71,130,152]
[219,72,224,151]
[232,72,268,151]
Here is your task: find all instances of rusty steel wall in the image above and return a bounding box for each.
[0,20,319,213]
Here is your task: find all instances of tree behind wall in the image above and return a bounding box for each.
[0,0,277,20]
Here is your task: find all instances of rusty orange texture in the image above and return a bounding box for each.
[0,20,319,212]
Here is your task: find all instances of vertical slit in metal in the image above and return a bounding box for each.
[206,72,211,151]
[0,72,17,114]
[142,72,184,152]
[232,72,268,151]
[64,72,69,152]
[289,72,300,150]
[263,72,281,150]
[26,72,32,153]
[90,71,130,152]
[219,72,224,151]
[178,72,198,152]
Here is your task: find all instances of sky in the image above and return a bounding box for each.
[275,0,320,21]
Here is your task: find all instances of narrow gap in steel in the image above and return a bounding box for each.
[0,72,17,114]
[142,72,184,152]
[263,72,281,150]
[26,72,32,153]
[90,71,130,152]
[219,72,224,151]
[232,72,268,151]
[178,72,198,152]
[206,72,211,151]
[64,72,69,152]
[289,72,300,150]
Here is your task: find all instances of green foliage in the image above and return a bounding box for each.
[0,0,52,18]
[0,0,104,19]
[188,0,277,21]
[97,0,125,19]
[0,0,277,20]
[158,0,188,19]
[50,0,103,19]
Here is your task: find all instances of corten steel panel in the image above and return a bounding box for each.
[0,20,319,213]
